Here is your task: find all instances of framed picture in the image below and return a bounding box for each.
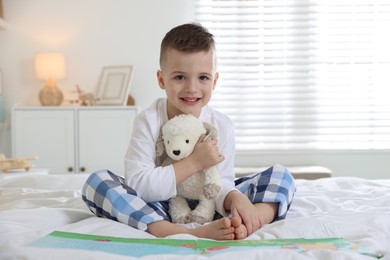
[96,65,134,106]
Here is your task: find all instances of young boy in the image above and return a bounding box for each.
[82,23,296,240]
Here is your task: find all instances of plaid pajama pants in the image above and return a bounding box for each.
[82,164,296,231]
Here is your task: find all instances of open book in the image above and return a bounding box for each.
[30,231,383,258]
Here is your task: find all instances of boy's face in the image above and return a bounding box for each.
[157,49,219,119]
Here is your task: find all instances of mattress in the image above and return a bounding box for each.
[1,173,389,259]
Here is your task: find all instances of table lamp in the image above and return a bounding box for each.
[35,52,65,106]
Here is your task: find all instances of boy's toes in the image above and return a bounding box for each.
[224,233,235,240]
[234,225,248,240]
[231,216,242,228]
[215,217,233,229]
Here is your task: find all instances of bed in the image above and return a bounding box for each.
[1,171,389,259]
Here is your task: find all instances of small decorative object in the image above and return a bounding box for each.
[95,65,133,106]
[156,114,221,224]
[127,95,135,106]
[73,85,98,106]
[35,52,66,106]
[0,153,38,172]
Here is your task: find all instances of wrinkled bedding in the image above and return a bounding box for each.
[1,173,389,259]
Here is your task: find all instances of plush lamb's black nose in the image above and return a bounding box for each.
[173,150,181,156]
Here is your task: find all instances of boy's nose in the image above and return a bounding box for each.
[173,150,181,156]
[185,80,197,93]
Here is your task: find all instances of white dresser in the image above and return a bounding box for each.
[12,106,139,175]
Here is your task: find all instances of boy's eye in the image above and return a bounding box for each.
[199,75,209,81]
[185,139,189,143]
[174,75,185,80]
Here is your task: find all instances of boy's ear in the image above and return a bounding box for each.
[212,72,219,90]
[157,70,165,90]
[203,122,218,141]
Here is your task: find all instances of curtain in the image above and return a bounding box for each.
[195,0,390,151]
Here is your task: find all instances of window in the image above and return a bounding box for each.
[195,0,390,151]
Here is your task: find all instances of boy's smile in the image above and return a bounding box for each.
[181,97,201,105]
[157,49,219,119]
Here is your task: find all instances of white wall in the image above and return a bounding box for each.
[1,0,389,179]
[0,0,195,154]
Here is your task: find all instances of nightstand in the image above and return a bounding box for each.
[12,106,139,174]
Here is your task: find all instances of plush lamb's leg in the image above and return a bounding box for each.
[203,167,221,199]
[169,196,192,224]
[190,196,216,224]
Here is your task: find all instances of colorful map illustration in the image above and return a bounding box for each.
[30,231,383,258]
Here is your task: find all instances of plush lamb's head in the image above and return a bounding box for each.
[156,114,218,162]
[161,114,207,161]
[162,114,207,161]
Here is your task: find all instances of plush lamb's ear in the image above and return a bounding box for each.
[203,122,218,141]
[155,129,165,157]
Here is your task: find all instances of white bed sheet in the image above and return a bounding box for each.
[1,173,389,260]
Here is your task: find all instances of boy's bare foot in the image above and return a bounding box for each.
[253,202,278,225]
[231,216,248,240]
[191,217,235,240]
[147,217,235,240]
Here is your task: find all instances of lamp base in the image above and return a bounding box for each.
[39,80,63,106]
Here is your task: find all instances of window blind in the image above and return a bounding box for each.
[195,0,390,151]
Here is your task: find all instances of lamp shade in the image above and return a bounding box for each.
[35,52,66,80]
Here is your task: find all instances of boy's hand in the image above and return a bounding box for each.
[173,134,224,185]
[190,134,224,170]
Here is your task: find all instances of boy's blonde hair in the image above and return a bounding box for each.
[159,23,216,68]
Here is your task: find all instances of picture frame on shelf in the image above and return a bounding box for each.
[95,65,133,106]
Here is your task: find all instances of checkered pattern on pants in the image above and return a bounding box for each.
[82,164,295,231]
[82,169,170,231]
[234,164,296,220]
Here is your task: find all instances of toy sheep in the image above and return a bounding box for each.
[156,114,221,224]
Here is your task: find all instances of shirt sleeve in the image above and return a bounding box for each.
[207,113,238,217]
[124,111,177,202]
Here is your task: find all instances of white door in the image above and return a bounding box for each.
[78,109,136,176]
[13,109,75,174]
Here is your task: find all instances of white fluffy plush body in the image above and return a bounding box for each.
[158,114,221,224]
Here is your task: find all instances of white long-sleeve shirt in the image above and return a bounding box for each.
[124,98,238,216]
